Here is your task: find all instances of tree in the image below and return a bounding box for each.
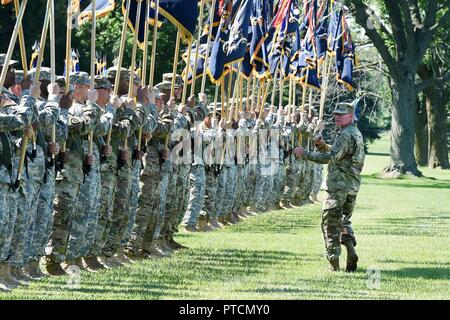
[349,0,450,176]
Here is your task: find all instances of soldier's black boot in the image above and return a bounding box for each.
[343,240,358,272]
[328,258,340,271]
[44,257,66,276]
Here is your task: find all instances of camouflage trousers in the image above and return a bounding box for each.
[47,155,83,263]
[182,165,206,227]
[321,191,357,261]
[311,163,323,195]
[29,168,56,262]
[221,164,237,215]
[295,160,314,201]
[254,163,272,211]
[87,155,118,257]
[161,166,181,237]
[0,181,15,262]
[152,161,172,240]
[203,166,218,219]
[8,148,45,267]
[121,159,142,246]
[270,163,286,205]
[126,146,161,254]
[102,157,132,257]
[232,165,247,214]
[245,164,257,207]
[281,156,301,202]
[214,166,228,217]
[171,164,190,233]
[66,143,101,260]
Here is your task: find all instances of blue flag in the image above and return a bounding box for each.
[208,0,253,83]
[78,0,115,25]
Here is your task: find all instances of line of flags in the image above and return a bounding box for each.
[3,0,355,94]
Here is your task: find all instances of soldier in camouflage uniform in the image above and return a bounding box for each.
[6,68,60,282]
[84,69,139,270]
[64,76,115,268]
[0,55,36,290]
[44,71,100,276]
[100,70,154,266]
[294,103,365,272]
[124,74,175,258]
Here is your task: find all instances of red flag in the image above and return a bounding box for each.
[272,0,292,29]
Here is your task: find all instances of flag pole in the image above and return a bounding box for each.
[16,0,50,188]
[250,73,256,113]
[212,83,218,121]
[200,0,217,95]
[319,54,332,120]
[128,0,143,98]
[106,0,131,148]
[170,30,181,99]
[220,77,225,119]
[190,0,205,96]
[13,0,28,79]
[50,0,56,162]
[148,0,159,87]
[0,0,28,91]
[246,75,251,111]
[181,39,193,105]
[88,0,97,160]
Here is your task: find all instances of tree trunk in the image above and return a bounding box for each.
[424,87,450,169]
[415,95,428,166]
[386,77,422,176]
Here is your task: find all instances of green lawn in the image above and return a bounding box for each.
[1,134,449,300]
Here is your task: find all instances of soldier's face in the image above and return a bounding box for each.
[204,116,211,128]
[74,84,89,102]
[335,113,353,127]
[174,87,182,100]
[9,84,21,97]
[1,66,16,88]
[97,88,110,106]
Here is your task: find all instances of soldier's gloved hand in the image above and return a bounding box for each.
[142,132,152,143]
[198,93,207,105]
[313,134,325,147]
[102,144,112,157]
[47,83,60,99]
[316,119,325,132]
[110,94,122,109]
[161,148,170,161]
[255,119,263,128]
[136,85,146,104]
[167,97,176,109]
[225,120,233,129]
[212,117,218,128]
[86,154,95,166]
[48,142,60,155]
[30,83,41,98]
[23,124,34,139]
[120,149,129,161]
[270,105,277,114]
[59,151,69,163]
[293,147,305,159]
[59,94,73,109]
[187,95,196,108]
[218,118,225,129]
[87,89,98,103]
[177,103,187,115]
[147,86,156,105]
[124,97,136,109]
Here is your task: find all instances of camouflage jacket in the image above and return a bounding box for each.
[304,123,365,194]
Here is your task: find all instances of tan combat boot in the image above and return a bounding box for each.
[43,256,66,276]
[83,256,105,272]
[23,259,46,280]
[0,262,17,291]
[10,266,31,286]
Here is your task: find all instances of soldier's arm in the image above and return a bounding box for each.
[0,113,26,132]
[304,132,351,164]
[68,102,98,135]
[38,95,60,128]
[94,104,116,136]
[141,104,158,134]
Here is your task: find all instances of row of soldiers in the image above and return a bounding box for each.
[0,53,323,291]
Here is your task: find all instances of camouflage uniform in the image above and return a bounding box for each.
[0,100,32,263]
[46,72,100,265]
[66,96,114,260]
[303,119,365,262]
[125,106,170,255]
[221,129,237,215]
[311,162,324,195]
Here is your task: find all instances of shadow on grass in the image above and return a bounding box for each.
[22,248,312,299]
[361,174,450,190]
[383,267,450,280]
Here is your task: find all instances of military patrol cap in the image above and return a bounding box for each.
[155,73,183,91]
[55,75,72,91]
[123,71,142,85]
[28,67,52,82]
[70,71,90,85]
[94,75,112,90]
[333,102,355,114]
[207,102,221,117]
[0,53,18,67]
[106,66,128,81]
[153,87,162,98]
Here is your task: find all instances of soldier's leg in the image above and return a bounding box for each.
[181,165,206,228]
[121,160,142,247]
[173,164,191,231]
[321,191,346,270]
[341,194,358,271]
[222,165,237,217]
[125,149,160,255]
[204,167,218,225]
[102,165,132,258]
[215,166,228,218]
[82,167,102,257]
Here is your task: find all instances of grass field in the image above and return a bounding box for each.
[1,134,449,300]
